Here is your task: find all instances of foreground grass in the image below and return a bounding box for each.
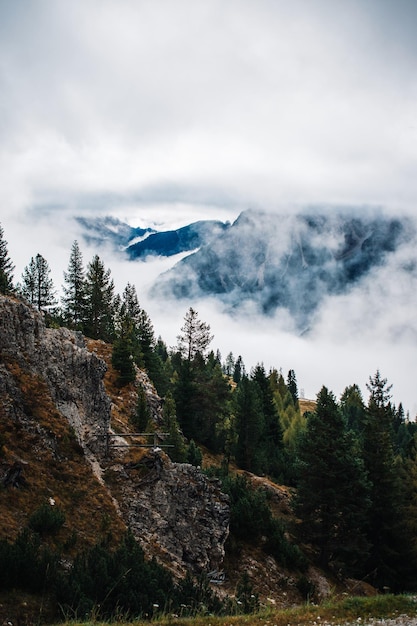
[57,594,417,626]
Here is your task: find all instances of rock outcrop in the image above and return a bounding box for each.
[108,448,230,577]
[0,295,110,458]
[0,295,231,577]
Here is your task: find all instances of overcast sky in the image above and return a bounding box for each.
[1,0,417,411]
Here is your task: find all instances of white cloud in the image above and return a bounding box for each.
[1,0,417,413]
[1,0,417,217]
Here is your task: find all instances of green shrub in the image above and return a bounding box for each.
[0,529,59,593]
[187,439,203,467]
[235,572,259,613]
[56,531,225,620]
[29,502,66,536]
[221,474,306,570]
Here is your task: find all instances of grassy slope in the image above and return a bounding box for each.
[53,595,417,626]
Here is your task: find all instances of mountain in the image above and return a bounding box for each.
[75,215,155,248]
[76,215,230,257]
[126,219,230,258]
[151,209,413,329]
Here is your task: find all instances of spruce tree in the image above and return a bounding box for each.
[84,255,115,341]
[0,223,14,294]
[252,364,284,477]
[339,384,366,434]
[62,240,86,329]
[233,355,245,384]
[112,316,137,386]
[294,386,371,573]
[235,376,264,473]
[362,371,408,589]
[20,254,56,311]
[176,307,213,361]
[287,369,299,407]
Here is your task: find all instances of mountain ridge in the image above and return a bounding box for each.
[75,208,414,330]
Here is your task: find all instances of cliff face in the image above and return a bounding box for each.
[0,295,110,459]
[110,449,230,577]
[0,295,230,578]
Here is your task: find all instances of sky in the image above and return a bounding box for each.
[1,0,417,412]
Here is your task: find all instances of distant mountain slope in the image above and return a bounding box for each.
[151,209,413,328]
[75,215,155,248]
[126,219,230,258]
[75,215,230,257]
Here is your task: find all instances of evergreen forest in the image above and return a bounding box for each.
[1,222,417,620]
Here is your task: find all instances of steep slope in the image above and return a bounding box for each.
[0,295,126,548]
[74,214,230,258]
[152,209,412,328]
[126,219,230,258]
[75,215,155,248]
[0,295,230,578]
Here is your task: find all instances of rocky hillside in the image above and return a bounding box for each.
[0,294,373,624]
[0,294,231,579]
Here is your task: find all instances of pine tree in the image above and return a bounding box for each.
[111,316,137,386]
[163,392,187,462]
[0,223,14,294]
[62,240,86,329]
[362,371,408,589]
[173,358,196,440]
[176,307,213,361]
[20,254,56,311]
[252,364,284,477]
[294,386,371,573]
[339,384,366,433]
[287,369,299,407]
[186,439,203,467]
[194,355,232,450]
[223,352,235,377]
[117,283,162,382]
[233,355,245,384]
[137,307,157,369]
[84,255,115,341]
[235,376,264,473]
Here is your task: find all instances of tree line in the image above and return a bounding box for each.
[1,223,417,592]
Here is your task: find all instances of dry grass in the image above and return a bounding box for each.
[86,339,139,433]
[299,398,316,415]
[0,357,126,551]
[51,594,417,626]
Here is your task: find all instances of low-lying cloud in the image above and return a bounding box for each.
[3,204,417,415]
[2,1,417,413]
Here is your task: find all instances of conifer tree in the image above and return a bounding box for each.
[362,370,408,588]
[117,283,161,382]
[84,255,115,341]
[0,223,14,294]
[112,316,137,386]
[223,352,235,377]
[20,254,56,311]
[177,307,213,361]
[287,369,299,407]
[235,376,264,473]
[339,384,366,433]
[294,386,371,573]
[133,386,150,431]
[252,364,284,477]
[163,392,187,462]
[233,355,245,383]
[62,240,86,329]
